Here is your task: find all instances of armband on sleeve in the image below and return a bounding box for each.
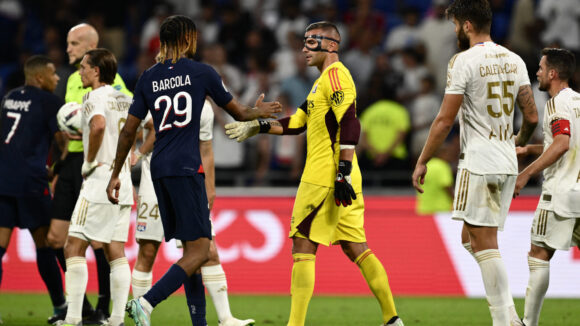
[339,103,360,145]
[551,119,571,137]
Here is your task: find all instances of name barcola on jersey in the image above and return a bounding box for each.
[152,74,191,92]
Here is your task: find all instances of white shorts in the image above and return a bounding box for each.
[531,194,580,250]
[69,197,131,243]
[451,169,516,231]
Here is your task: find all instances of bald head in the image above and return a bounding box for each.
[67,23,99,65]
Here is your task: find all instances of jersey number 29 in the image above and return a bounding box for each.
[154,91,192,131]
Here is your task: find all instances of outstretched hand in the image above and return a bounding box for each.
[412,163,427,193]
[225,120,260,142]
[254,93,282,119]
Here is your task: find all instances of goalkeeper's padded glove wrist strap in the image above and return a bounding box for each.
[338,160,352,176]
[258,120,271,133]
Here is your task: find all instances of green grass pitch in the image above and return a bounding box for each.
[1,293,579,325]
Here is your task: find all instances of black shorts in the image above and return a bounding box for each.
[0,195,51,229]
[153,175,211,242]
[51,152,83,221]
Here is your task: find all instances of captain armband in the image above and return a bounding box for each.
[551,119,571,137]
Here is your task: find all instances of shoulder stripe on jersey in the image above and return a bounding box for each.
[82,92,90,104]
[328,68,342,92]
[449,54,459,69]
[547,98,555,116]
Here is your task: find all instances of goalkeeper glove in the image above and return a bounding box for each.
[81,160,99,178]
[225,120,271,142]
[334,160,357,207]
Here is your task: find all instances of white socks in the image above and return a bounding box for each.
[474,249,513,326]
[202,264,232,322]
[65,257,88,324]
[132,269,153,299]
[523,256,550,326]
[110,257,131,324]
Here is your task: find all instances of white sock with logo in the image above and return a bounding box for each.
[523,256,550,326]
[202,264,232,322]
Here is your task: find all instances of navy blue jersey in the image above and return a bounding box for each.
[0,86,62,195]
[129,58,233,179]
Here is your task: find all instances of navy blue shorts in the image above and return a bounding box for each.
[0,194,51,229]
[153,175,211,242]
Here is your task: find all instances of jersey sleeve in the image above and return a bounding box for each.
[445,53,469,95]
[128,75,149,120]
[204,66,233,108]
[279,101,308,135]
[83,93,105,123]
[199,100,214,141]
[328,68,360,145]
[112,73,133,97]
[546,95,571,124]
[515,55,531,87]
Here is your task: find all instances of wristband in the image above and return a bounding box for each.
[259,120,271,133]
[338,160,352,176]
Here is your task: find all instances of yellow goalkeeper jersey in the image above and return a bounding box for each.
[286,61,362,192]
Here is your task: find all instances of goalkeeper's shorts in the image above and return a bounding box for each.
[290,181,366,246]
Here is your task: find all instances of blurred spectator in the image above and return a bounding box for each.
[396,47,429,106]
[410,75,440,161]
[218,3,253,68]
[357,86,411,176]
[140,3,172,56]
[273,32,305,83]
[279,50,313,108]
[203,43,245,95]
[536,0,580,52]
[415,140,456,215]
[196,1,220,46]
[507,0,540,79]
[343,30,376,90]
[418,0,456,93]
[384,6,421,72]
[344,0,385,49]
[274,0,309,49]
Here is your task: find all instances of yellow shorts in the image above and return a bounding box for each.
[290,181,366,246]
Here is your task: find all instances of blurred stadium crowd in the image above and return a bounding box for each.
[1,0,579,187]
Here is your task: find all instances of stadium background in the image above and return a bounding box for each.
[2,0,580,298]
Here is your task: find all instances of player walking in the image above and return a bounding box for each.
[412,1,538,325]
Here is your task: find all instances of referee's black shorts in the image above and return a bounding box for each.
[51,152,83,221]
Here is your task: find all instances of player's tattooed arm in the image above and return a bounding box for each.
[515,84,538,146]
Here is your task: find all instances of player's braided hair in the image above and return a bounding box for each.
[541,48,576,82]
[157,15,197,64]
[446,0,492,34]
[24,55,52,80]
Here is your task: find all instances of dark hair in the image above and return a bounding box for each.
[541,48,576,82]
[84,48,117,85]
[24,55,52,78]
[305,21,341,39]
[446,0,492,34]
[158,15,197,63]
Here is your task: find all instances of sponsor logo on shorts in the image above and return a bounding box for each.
[137,222,147,232]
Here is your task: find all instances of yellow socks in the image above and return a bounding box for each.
[287,253,316,326]
[355,249,397,323]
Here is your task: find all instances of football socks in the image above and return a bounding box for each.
[475,249,513,325]
[143,264,188,308]
[93,248,111,313]
[184,272,207,325]
[288,253,315,326]
[109,257,131,323]
[202,264,233,322]
[132,269,153,299]
[523,256,550,326]
[65,256,89,324]
[36,247,66,307]
[355,249,397,324]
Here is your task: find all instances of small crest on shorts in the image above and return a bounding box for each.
[137,222,147,232]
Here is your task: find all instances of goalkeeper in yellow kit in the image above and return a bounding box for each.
[225,21,403,326]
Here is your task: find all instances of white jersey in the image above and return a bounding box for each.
[445,42,530,175]
[541,88,580,217]
[80,85,133,204]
